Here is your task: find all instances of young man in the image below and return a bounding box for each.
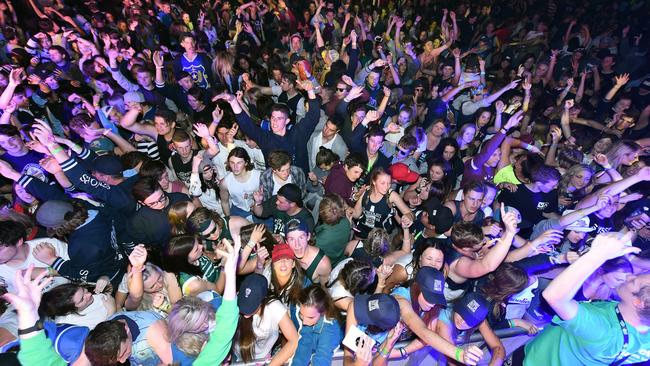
[120,107,188,163]
[284,218,331,286]
[306,115,348,171]
[0,125,46,179]
[323,153,366,206]
[445,182,487,227]
[0,220,69,293]
[216,80,320,173]
[522,232,650,365]
[252,183,315,236]
[497,164,561,237]
[173,33,213,90]
[258,150,307,202]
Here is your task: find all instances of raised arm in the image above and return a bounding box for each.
[123,245,147,310]
[543,232,638,320]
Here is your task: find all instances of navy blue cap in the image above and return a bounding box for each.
[237,273,269,315]
[415,266,447,307]
[455,292,490,328]
[92,154,123,175]
[353,294,400,331]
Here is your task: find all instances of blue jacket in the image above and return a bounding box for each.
[290,305,343,366]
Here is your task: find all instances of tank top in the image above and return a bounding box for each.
[224,170,261,211]
[109,311,163,366]
[394,253,415,281]
[354,191,395,239]
[445,249,471,301]
[305,248,326,281]
[453,200,485,225]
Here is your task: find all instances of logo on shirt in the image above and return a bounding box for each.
[536,202,549,210]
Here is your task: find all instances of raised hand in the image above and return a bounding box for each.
[215,238,241,275]
[589,231,639,260]
[615,73,630,87]
[39,156,62,174]
[530,229,563,253]
[346,85,364,100]
[504,110,524,130]
[152,51,164,68]
[94,276,110,294]
[564,99,574,110]
[8,68,24,86]
[3,265,52,317]
[495,100,505,114]
[249,224,267,244]
[193,123,212,139]
[501,203,519,235]
[128,244,148,270]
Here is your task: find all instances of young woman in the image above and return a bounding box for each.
[433,138,464,186]
[384,239,446,293]
[595,140,641,183]
[291,285,343,366]
[264,243,309,308]
[115,244,182,314]
[186,207,250,252]
[455,123,477,160]
[219,147,261,220]
[234,273,299,365]
[557,164,595,211]
[161,235,221,296]
[140,159,189,195]
[579,257,633,301]
[352,168,414,239]
[168,200,196,235]
[327,258,376,312]
[39,282,116,329]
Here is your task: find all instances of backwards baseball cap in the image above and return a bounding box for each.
[92,154,123,176]
[123,91,145,104]
[36,200,74,228]
[237,273,269,316]
[353,294,400,331]
[284,217,310,236]
[388,163,420,184]
[272,243,295,262]
[44,321,89,363]
[277,183,303,207]
[423,198,454,235]
[562,210,594,232]
[455,292,490,328]
[415,266,447,307]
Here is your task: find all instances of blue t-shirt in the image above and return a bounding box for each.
[180,54,210,89]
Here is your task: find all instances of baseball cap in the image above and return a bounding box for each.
[353,294,400,331]
[563,210,594,232]
[123,91,145,104]
[415,266,447,307]
[44,321,89,363]
[423,198,454,234]
[272,243,295,262]
[92,154,123,175]
[455,292,490,328]
[388,163,420,184]
[284,217,310,236]
[277,183,303,207]
[36,200,74,228]
[237,273,269,315]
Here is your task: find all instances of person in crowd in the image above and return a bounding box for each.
[2,1,650,365]
[39,282,115,329]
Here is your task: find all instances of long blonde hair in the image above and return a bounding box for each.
[167,296,215,356]
[211,50,235,82]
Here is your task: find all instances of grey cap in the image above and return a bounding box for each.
[36,200,74,228]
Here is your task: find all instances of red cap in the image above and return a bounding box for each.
[388,163,419,184]
[272,243,295,262]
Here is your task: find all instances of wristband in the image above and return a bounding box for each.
[399,347,407,358]
[50,146,64,155]
[480,71,486,75]
[455,347,463,362]
[508,319,515,328]
[525,144,535,152]
[499,128,507,134]
[602,163,612,170]
[379,347,390,358]
[246,240,257,249]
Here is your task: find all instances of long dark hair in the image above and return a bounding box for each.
[236,296,276,362]
[408,281,442,326]
[410,239,447,275]
[162,235,203,276]
[479,263,529,318]
[298,284,342,323]
[270,258,305,306]
[39,283,84,318]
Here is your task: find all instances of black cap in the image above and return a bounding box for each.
[277,183,303,207]
[92,155,123,176]
[423,198,454,234]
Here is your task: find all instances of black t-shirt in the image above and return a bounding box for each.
[498,184,559,235]
[587,212,615,235]
[1,150,46,177]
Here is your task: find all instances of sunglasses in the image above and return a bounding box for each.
[200,221,219,239]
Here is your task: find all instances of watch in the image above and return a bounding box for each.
[18,319,44,335]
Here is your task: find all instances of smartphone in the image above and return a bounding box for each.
[342,325,376,353]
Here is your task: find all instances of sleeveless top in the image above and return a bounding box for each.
[354,191,395,239]
[224,169,261,211]
[109,310,163,366]
[171,343,196,366]
[453,200,485,225]
[394,253,416,281]
[305,248,326,282]
[445,249,471,301]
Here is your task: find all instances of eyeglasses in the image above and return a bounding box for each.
[336,87,347,92]
[143,192,167,207]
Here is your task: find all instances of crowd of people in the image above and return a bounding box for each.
[0,0,648,365]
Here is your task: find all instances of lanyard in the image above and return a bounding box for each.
[611,305,630,366]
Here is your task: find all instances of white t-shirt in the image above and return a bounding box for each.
[225,169,262,211]
[234,300,287,360]
[0,238,70,293]
[54,293,113,329]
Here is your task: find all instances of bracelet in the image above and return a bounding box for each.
[379,347,390,358]
[602,163,612,170]
[500,128,507,134]
[50,146,64,155]
[246,240,257,249]
[508,319,515,328]
[525,144,535,152]
[480,71,486,75]
[399,347,407,358]
[455,347,463,362]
